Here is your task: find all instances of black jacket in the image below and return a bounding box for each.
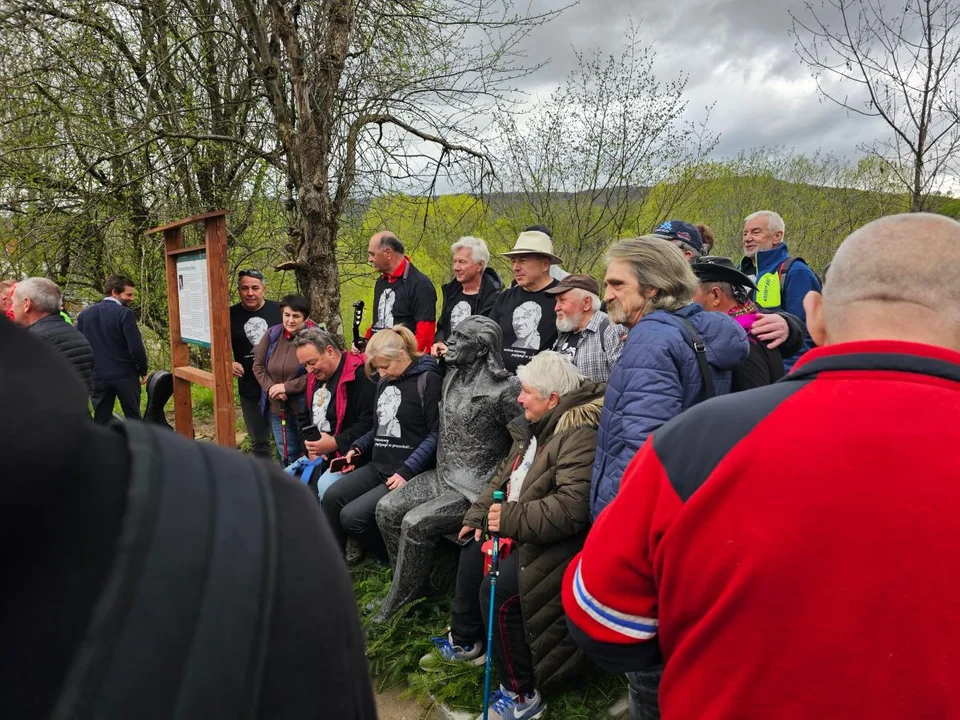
[435,267,503,342]
[29,314,95,391]
[733,339,785,392]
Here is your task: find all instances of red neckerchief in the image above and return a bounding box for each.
[383,257,408,284]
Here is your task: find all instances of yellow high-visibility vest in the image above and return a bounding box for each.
[755,270,782,309]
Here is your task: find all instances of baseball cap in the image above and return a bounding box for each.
[544,273,600,297]
[652,220,704,253]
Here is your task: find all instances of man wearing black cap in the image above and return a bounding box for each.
[547,274,624,383]
[692,257,785,391]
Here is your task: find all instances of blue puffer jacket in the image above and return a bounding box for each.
[590,303,749,519]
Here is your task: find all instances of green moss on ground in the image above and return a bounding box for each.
[351,548,627,719]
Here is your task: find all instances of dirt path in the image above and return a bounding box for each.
[373,683,447,720]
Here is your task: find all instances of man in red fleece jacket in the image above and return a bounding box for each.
[563,212,960,720]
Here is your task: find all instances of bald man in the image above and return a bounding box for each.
[565,213,960,719]
[361,231,437,352]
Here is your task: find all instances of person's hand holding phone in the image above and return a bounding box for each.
[334,448,359,474]
[458,524,481,544]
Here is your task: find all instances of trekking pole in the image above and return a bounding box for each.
[482,490,506,720]
[280,409,289,464]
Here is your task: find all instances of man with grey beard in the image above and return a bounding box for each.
[547,274,624,383]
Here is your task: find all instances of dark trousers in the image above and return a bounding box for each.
[451,540,534,696]
[239,395,274,459]
[91,376,142,424]
[627,667,663,720]
[322,464,389,556]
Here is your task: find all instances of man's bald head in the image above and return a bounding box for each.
[367,231,404,274]
[806,213,960,350]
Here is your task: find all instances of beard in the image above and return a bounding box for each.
[556,313,582,333]
[606,301,627,325]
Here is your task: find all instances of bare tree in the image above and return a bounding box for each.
[488,32,717,271]
[791,0,960,211]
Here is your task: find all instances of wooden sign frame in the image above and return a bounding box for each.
[147,210,235,447]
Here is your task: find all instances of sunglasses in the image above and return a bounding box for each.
[238,269,264,281]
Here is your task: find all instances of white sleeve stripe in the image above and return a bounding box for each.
[573,560,658,640]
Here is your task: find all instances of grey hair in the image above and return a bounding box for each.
[606,236,699,312]
[516,351,582,399]
[745,210,785,236]
[14,277,63,315]
[291,326,343,352]
[450,236,489,268]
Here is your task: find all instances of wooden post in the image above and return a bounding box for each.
[148,210,236,448]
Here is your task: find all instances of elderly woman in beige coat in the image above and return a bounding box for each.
[419,351,604,720]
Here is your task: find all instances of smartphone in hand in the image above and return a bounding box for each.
[302,424,322,442]
[329,456,349,473]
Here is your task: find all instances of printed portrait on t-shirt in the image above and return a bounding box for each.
[377,288,396,329]
[243,316,269,348]
[311,386,332,432]
[511,301,542,349]
[376,385,402,438]
[450,300,471,332]
[556,335,578,362]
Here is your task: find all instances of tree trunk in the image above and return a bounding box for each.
[296,193,343,338]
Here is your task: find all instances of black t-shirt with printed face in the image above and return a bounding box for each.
[554,330,583,364]
[372,369,442,477]
[487,280,559,373]
[230,300,283,399]
[371,260,437,333]
[442,287,481,338]
[308,354,345,432]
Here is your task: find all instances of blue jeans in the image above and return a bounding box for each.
[269,411,302,465]
[316,469,345,504]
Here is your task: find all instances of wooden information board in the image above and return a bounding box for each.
[147,210,235,447]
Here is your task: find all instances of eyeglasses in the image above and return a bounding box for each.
[238,269,264,281]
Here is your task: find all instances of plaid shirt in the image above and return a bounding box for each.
[553,310,625,383]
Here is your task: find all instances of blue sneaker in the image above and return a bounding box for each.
[477,686,546,720]
[419,632,485,671]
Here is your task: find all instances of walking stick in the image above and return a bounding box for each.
[482,490,506,720]
[280,409,289,464]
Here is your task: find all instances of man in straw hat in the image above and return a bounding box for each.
[487,230,562,373]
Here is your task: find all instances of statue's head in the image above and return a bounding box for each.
[444,315,504,371]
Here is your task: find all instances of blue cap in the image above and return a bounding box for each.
[652,220,704,253]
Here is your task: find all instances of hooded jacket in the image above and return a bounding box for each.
[353,354,442,480]
[591,303,749,518]
[740,243,821,369]
[463,380,605,689]
[435,267,504,342]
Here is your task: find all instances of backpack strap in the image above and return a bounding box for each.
[52,421,277,720]
[669,314,716,401]
[597,316,611,354]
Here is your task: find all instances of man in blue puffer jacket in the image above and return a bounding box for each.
[591,235,749,720]
[592,236,750,520]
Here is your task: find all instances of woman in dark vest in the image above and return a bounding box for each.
[322,325,442,562]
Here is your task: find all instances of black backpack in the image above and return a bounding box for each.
[52,421,278,719]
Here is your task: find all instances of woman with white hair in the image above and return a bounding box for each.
[419,351,604,720]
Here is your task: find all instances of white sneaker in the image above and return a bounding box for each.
[477,685,546,720]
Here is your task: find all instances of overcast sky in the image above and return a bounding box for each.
[512,0,888,162]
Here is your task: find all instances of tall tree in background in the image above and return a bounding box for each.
[0,0,558,333]
[791,0,960,211]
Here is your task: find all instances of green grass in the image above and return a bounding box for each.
[352,547,628,718]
